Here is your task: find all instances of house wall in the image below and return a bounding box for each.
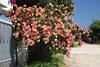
[0,0,12,14]
[0,0,11,8]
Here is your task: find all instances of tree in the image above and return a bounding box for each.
[89,19,100,43]
[8,0,89,64]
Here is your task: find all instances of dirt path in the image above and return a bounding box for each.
[65,43,100,67]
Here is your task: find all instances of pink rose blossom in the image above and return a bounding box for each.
[54,39,58,42]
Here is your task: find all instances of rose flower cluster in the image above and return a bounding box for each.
[7,3,89,57]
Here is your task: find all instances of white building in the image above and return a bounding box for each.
[0,0,12,24]
[0,0,12,14]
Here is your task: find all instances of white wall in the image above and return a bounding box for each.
[0,0,12,11]
[0,0,12,14]
[0,15,12,25]
[0,0,12,8]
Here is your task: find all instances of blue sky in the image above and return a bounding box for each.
[72,0,100,29]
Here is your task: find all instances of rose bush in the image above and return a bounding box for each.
[8,0,89,61]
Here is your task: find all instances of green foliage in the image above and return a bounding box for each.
[23,53,65,67]
[89,19,100,43]
[15,0,73,7]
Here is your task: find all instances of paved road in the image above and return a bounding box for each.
[65,43,100,67]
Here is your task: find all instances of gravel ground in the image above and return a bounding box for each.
[65,43,100,67]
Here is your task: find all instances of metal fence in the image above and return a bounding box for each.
[0,18,16,67]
